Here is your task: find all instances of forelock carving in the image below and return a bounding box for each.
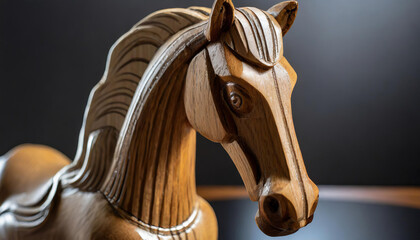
[223,7,283,68]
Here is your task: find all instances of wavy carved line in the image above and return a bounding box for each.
[61,9,210,194]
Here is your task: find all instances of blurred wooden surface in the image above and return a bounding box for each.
[197,185,420,209]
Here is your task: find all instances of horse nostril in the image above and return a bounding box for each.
[261,194,297,224]
[262,195,288,222]
[265,196,280,214]
[258,194,302,234]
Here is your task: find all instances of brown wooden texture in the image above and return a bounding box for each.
[0,1,318,239]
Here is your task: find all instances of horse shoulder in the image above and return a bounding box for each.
[0,144,70,204]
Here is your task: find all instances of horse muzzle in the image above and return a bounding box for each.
[255,190,318,236]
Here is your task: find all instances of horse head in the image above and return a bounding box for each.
[185,0,318,236]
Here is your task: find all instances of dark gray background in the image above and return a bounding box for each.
[211,199,420,239]
[0,0,419,186]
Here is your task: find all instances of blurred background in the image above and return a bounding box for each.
[0,0,419,187]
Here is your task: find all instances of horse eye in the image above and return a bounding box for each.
[229,93,242,109]
[223,82,252,116]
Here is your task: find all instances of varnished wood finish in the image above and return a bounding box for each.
[0,145,70,205]
[0,1,318,239]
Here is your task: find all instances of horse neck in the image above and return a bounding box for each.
[102,23,208,228]
[104,66,197,228]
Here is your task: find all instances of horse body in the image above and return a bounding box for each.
[0,1,318,239]
[0,190,215,239]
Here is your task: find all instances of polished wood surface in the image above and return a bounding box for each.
[0,1,318,239]
[198,185,420,209]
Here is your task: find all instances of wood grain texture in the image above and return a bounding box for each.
[0,0,318,239]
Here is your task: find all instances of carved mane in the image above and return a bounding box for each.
[62,7,211,191]
[101,17,210,229]
[224,8,283,68]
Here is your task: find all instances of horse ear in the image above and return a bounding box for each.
[267,1,298,36]
[205,0,235,41]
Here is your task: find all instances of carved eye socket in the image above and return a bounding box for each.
[224,82,253,116]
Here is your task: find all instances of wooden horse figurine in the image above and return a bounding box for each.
[0,0,318,239]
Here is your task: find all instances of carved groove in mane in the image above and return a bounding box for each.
[224,8,282,68]
[61,8,210,191]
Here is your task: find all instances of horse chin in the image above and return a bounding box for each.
[255,209,312,237]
